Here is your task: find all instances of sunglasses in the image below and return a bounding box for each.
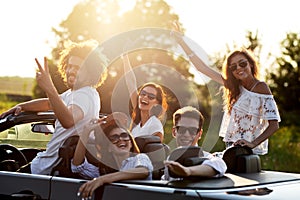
[108,132,130,144]
[175,126,200,136]
[139,90,157,100]
[229,60,248,71]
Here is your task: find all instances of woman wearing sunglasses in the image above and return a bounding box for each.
[122,53,168,142]
[71,115,153,199]
[172,23,280,155]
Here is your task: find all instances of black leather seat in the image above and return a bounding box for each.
[222,145,261,173]
[135,135,170,180]
[50,135,81,178]
[167,146,208,178]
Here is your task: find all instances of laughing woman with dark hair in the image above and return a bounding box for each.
[71,115,153,199]
[122,53,168,142]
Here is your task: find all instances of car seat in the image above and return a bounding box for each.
[167,146,208,178]
[51,112,129,179]
[222,145,261,173]
[50,135,82,178]
[50,134,105,179]
[134,135,170,180]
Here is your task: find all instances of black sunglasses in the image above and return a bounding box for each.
[229,59,248,71]
[175,126,199,136]
[139,90,157,100]
[108,132,130,144]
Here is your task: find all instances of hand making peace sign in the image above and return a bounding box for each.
[35,57,56,95]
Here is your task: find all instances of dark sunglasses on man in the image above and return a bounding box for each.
[175,126,200,136]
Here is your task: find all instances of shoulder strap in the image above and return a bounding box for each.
[250,81,261,92]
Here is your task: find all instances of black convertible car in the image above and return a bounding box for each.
[0,112,299,200]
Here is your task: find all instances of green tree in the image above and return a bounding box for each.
[267,32,300,125]
[33,0,210,121]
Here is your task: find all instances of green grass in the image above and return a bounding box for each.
[260,126,300,173]
[0,139,49,149]
[0,94,19,113]
[0,76,34,96]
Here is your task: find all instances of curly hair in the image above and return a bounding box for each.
[222,47,259,112]
[57,39,109,88]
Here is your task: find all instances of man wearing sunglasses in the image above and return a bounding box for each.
[162,106,227,180]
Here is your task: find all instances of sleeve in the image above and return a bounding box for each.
[160,157,183,181]
[202,152,227,177]
[71,90,91,117]
[133,154,153,172]
[161,166,171,181]
[262,96,281,122]
[71,158,100,179]
[149,116,164,135]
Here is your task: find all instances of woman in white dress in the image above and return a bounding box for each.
[172,24,280,155]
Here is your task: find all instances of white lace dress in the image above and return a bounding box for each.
[219,86,281,155]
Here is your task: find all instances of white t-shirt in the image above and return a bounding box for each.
[219,86,281,155]
[31,86,100,175]
[131,116,164,138]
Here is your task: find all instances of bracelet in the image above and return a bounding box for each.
[187,52,195,58]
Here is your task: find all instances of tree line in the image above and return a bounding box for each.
[32,0,299,125]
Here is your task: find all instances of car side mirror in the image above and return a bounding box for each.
[31,123,54,134]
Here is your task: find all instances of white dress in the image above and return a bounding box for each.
[131,116,164,138]
[31,86,100,175]
[219,86,281,155]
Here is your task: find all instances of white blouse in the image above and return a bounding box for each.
[219,86,281,155]
[131,116,164,138]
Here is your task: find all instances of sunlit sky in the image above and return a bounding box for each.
[0,0,299,78]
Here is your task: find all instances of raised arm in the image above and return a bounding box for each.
[35,57,83,129]
[122,53,138,109]
[171,22,224,85]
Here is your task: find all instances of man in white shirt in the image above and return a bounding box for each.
[1,40,108,175]
[162,106,227,180]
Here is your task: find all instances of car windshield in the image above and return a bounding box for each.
[0,122,52,149]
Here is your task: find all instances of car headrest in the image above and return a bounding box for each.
[150,104,163,117]
[135,135,161,152]
[168,146,204,165]
[99,112,129,130]
[222,145,261,173]
[167,146,207,178]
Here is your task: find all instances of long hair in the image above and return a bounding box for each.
[222,47,259,112]
[130,82,168,130]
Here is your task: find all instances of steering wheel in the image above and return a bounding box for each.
[0,144,28,171]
